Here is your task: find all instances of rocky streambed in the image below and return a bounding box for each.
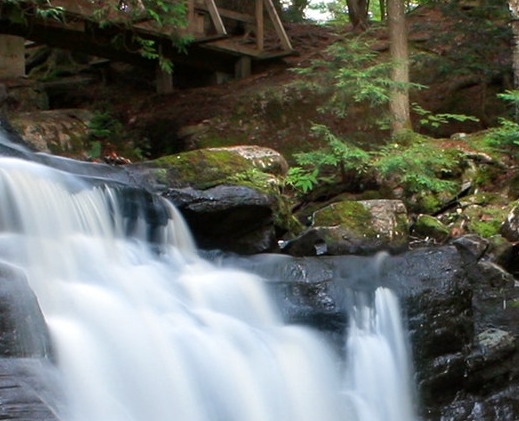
[2,116,519,420]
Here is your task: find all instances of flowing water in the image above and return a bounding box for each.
[0,142,418,421]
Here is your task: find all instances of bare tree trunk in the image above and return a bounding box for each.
[379,0,386,20]
[508,0,519,120]
[388,0,411,134]
[346,0,370,30]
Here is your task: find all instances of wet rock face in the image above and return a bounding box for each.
[234,245,519,421]
[383,247,474,408]
[0,262,52,358]
[165,185,278,254]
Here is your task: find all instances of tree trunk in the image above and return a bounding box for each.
[509,0,519,120]
[379,0,386,20]
[346,0,370,30]
[388,0,411,134]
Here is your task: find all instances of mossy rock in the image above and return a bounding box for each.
[313,201,375,235]
[10,109,92,159]
[134,146,302,243]
[141,146,288,190]
[413,214,450,243]
[149,149,252,189]
[284,199,409,256]
[464,204,507,238]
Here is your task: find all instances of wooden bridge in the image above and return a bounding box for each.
[0,0,293,92]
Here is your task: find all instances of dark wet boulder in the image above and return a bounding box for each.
[131,146,300,254]
[165,185,279,254]
[225,244,519,421]
[0,262,52,358]
[382,246,473,407]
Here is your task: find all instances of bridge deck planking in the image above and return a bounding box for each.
[0,0,293,92]
[0,0,292,57]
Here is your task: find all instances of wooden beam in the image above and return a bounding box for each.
[194,3,255,24]
[255,0,264,51]
[262,0,292,51]
[204,0,227,35]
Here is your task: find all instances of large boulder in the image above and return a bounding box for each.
[132,145,288,190]
[133,146,298,253]
[9,109,92,159]
[282,199,409,256]
[165,185,278,254]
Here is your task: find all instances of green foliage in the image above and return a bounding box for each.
[412,3,510,86]
[374,139,461,196]
[35,5,64,21]
[287,124,371,193]
[88,111,124,141]
[88,140,103,160]
[412,103,479,129]
[293,39,391,118]
[291,38,424,134]
[498,89,519,105]
[281,0,310,22]
[306,123,371,171]
[286,125,461,202]
[285,167,319,193]
[485,90,519,151]
[486,118,519,149]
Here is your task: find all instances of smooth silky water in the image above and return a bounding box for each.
[0,141,418,421]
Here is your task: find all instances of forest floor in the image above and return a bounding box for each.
[38,3,511,163]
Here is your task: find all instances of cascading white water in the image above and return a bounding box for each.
[342,288,417,421]
[0,154,418,421]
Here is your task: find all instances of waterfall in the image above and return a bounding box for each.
[342,288,417,421]
[0,151,418,420]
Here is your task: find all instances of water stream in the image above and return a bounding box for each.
[0,137,418,421]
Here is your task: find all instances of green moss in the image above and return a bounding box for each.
[313,201,376,236]
[465,205,508,238]
[151,149,252,189]
[413,214,450,242]
[411,192,443,214]
[460,192,503,207]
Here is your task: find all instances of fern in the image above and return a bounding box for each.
[412,103,479,129]
[374,140,461,195]
[285,167,319,193]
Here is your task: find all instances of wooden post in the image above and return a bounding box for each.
[156,66,173,94]
[205,0,227,35]
[235,56,251,79]
[155,45,173,94]
[187,0,195,32]
[0,35,25,79]
[255,0,264,51]
[262,0,292,51]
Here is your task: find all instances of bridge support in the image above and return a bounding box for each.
[156,66,173,94]
[235,56,251,79]
[0,35,25,79]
